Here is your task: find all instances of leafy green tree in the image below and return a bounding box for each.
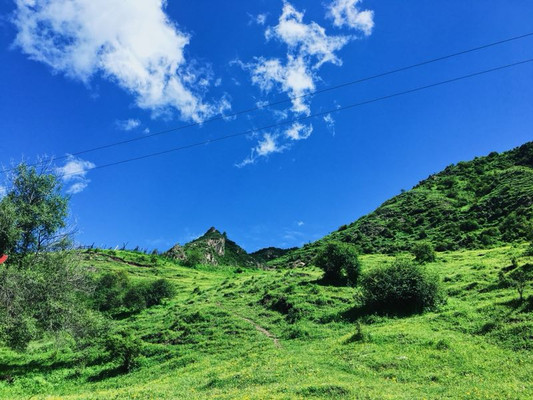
[412,242,436,263]
[2,164,68,258]
[0,163,98,351]
[314,241,361,285]
[508,264,532,302]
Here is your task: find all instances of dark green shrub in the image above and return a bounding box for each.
[106,334,142,372]
[123,285,148,311]
[144,279,176,307]
[360,259,444,315]
[93,272,130,312]
[412,242,436,263]
[314,241,361,285]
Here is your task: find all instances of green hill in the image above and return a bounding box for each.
[1,244,532,399]
[275,142,533,265]
[165,227,261,268]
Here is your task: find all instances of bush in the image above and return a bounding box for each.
[93,272,130,312]
[123,285,148,311]
[360,259,444,315]
[106,334,142,372]
[144,279,176,307]
[412,242,436,263]
[314,242,361,285]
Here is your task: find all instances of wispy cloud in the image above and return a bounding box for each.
[326,0,374,35]
[249,13,268,26]
[297,221,304,226]
[236,1,368,166]
[116,119,141,131]
[56,155,95,194]
[236,133,287,167]
[0,185,6,198]
[323,113,336,135]
[285,122,313,141]
[12,0,230,122]
[240,2,350,116]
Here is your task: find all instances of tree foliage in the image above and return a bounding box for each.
[0,164,96,351]
[2,164,68,257]
[314,241,361,285]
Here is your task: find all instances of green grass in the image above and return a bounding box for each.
[0,244,532,399]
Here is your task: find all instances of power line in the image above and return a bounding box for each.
[58,58,533,178]
[4,31,532,174]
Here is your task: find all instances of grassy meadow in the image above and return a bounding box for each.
[0,244,532,399]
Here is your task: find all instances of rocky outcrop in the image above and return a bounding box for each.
[165,244,186,260]
[166,227,262,268]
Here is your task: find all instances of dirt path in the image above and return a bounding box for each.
[217,302,281,348]
[237,315,281,348]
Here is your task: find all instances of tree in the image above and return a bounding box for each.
[314,241,361,286]
[1,163,68,259]
[412,242,436,263]
[508,264,532,302]
[0,163,98,351]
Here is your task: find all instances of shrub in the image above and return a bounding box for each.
[123,285,148,311]
[314,241,361,285]
[412,242,436,263]
[360,259,444,315]
[106,334,142,372]
[144,279,176,307]
[93,272,130,312]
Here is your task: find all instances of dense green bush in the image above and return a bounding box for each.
[412,242,436,263]
[314,241,361,285]
[94,273,175,313]
[360,259,444,315]
[93,272,130,312]
[106,333,142,372]
[144,279,176,307]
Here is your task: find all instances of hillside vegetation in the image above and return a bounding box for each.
[0,245,532,399]
[274,142,533,266]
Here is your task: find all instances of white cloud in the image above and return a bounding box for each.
[12,0,229,122]
[56,155,95,194]
[0,186,6,198]
[323,113,336,135]
[326,0,374,35]
[256,14,268,25]
[116,119,141,131]
[248,55,315,115]
[236,2,354,167]
[236,133,286,167]
[65,181,89,194]
[297,221,304,226]
[265,3,350,68]
[285,122,313,140]
[240,3,350,117]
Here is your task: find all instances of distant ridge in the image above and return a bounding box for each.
[165,227,261,267]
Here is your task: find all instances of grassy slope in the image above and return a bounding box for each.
[1,245,532,399]
[271,142,533,267]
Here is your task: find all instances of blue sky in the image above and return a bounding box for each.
[0,0,532,252]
